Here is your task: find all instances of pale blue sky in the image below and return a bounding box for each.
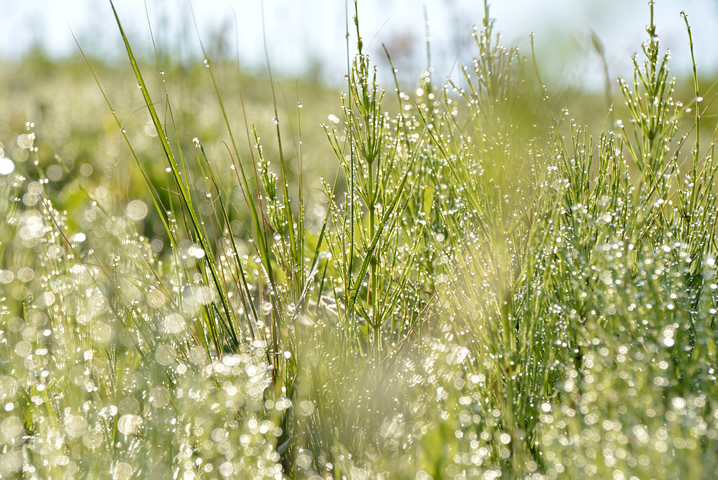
[2,0,717,89]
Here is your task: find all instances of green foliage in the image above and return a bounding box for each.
[2,1,718,478]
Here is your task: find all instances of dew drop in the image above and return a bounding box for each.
[0,157,14,175]
[117,414,142,435]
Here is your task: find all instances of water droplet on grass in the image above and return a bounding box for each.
[17,134,34,149]
[113,461,135,480]
[164,313,184,335]
[0,157,14,175]
[127,200,148,221]
[188,245,205,259]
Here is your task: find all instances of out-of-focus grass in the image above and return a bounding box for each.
[0,48,339,240]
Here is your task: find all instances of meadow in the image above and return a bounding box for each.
[1,1,718,478]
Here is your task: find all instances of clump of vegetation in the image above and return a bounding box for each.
[1,1,718,478]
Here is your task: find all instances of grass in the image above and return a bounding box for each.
[2,1,718,478]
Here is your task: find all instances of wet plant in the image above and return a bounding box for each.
[2,0,718,478]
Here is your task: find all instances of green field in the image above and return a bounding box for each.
[2,2,718,478]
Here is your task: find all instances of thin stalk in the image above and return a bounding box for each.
[110,1,239,351]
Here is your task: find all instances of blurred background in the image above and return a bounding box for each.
[2,0,717,89]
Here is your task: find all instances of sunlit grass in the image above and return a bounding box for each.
[1,1,718,478]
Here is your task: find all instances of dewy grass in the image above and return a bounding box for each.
[2,0,718,478]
